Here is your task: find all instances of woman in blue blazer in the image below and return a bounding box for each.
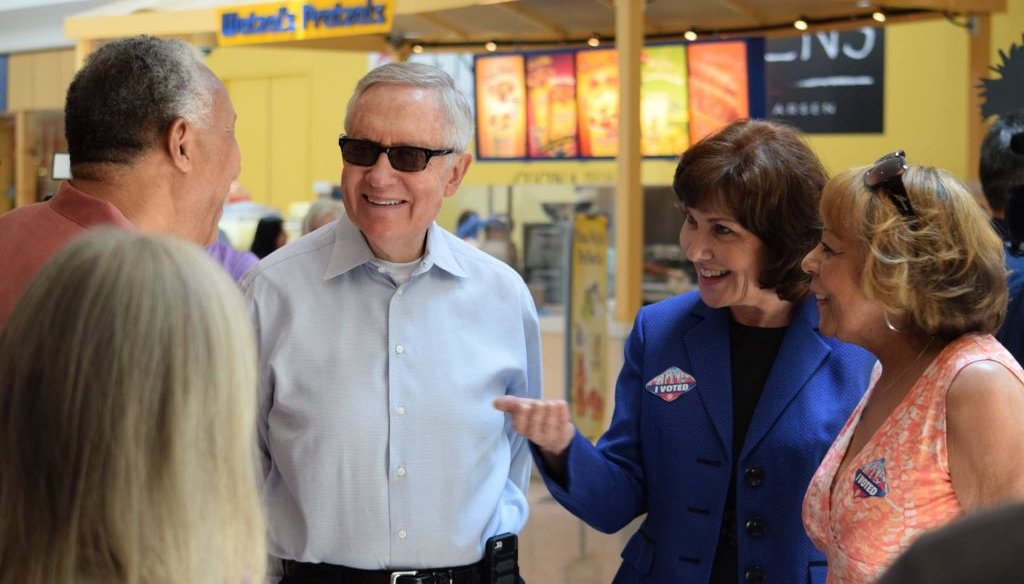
[496,119,876,584]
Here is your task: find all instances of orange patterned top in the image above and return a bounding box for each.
[802,333,1024,584]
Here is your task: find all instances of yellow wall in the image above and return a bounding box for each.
[807,19,970,177]
[993,0,1024,66]
[2,49,75,210]
[4,48,75,112]
[205,46,367,211]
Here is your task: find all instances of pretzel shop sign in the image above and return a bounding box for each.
[217,0,394,46]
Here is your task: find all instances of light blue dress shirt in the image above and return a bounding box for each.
[242,215,542,572]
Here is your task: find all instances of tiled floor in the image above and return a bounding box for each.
[518,477,641,584]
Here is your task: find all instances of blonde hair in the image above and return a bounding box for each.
[0,230,265,584]
[822,164,1008,339]
[302,199,344,235]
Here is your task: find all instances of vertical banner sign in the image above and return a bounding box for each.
[475,54,527,158]
[525,52,578,158]
[765,27,885,133]
[567,214,608,442]
[640,44,690,156]
[576,49,620,157]
[687,41,750,143]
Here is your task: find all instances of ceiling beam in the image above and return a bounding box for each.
[415,12,472,39]
[717,0,766,25]
[395,0,503,15]
[493,2,569,38]
[886,0,1005,12]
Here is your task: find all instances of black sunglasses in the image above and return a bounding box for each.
[864,150,915,220]
[338,136,453,172]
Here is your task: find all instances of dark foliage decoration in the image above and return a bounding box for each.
[980,36,1024,119]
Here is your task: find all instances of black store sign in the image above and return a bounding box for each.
[766,27,885,133]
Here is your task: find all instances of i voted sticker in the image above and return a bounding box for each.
[853,458,889,498]
[645,367,696,402]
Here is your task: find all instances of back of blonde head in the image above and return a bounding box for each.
[821,164,1007,339]
[0,230,265,584]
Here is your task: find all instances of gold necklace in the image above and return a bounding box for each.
[872,337,934,402]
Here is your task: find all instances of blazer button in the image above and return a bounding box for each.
[745,566,766,584]
[745,517,766,537]
[744,467,764,487]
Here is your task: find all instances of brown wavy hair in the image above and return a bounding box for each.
[673,118,827,302]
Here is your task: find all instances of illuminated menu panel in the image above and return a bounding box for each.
[687,41,750,143]
[475,54,527,159]
[474,40,754,160]
[641,44,690,157]
[575,49,620,158]
[525,53,578,158]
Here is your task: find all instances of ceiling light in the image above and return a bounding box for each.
[587,34,600,47]
[684,29,698,42]
[872,9,887,22]
[484,40,497,52]
[411,44,424,54]
[794,17,809,31]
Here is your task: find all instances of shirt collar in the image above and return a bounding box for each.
[324,215,468,281]
[50,181,137,230]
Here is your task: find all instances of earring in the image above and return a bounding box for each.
[884,312,905,332]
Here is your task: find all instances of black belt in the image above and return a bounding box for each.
[281,559,483,584]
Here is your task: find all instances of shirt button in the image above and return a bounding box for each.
[396,406,406,415]
[397,288,404,295]
[395,345,404,354]
[745,517,766,537]
[397,466,406,477]
[377,266,386,273]
[745,566,765,584]
[745,467,764,487]
[398,530,407,540]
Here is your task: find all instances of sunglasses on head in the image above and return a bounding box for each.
[338,136,454,172]
[863,150,915,220]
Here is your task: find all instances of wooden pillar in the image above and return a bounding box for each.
[614,0,644,323]
[14,110,33,207]
[967,13,990,182]
[74,39,96,71]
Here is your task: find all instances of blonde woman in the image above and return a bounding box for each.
[801,153,1024,583]
[0,229,265,584]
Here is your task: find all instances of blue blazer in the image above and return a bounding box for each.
[997,251,1024,365]
[537,292,875,584]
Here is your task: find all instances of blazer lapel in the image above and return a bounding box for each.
[740,298,830,459]
[684,302,733,455]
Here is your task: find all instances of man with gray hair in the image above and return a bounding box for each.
[0,35,239,325]
[243,62,540,583]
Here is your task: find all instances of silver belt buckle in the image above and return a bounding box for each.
[390,570,417,584]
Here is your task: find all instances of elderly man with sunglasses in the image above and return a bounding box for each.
[242,62,540,584]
